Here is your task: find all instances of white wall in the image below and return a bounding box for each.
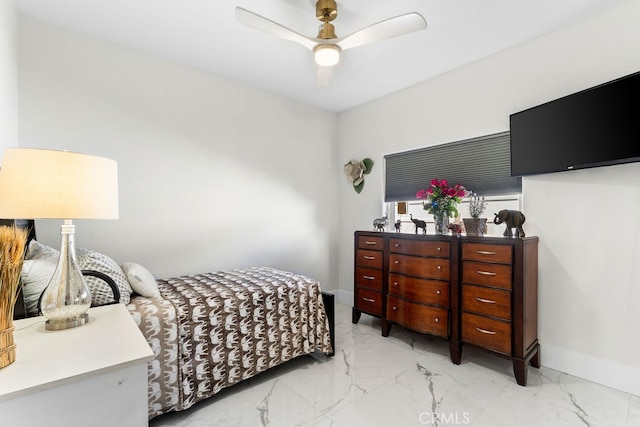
[338,0,640,395]
[18,17,340,291]
[0,0,17,155]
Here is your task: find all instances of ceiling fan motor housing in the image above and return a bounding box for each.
[316,0,338,22]
[317,23,337,39]
[316,0,338,39]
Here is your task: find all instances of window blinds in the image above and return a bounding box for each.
[384,131,521,202]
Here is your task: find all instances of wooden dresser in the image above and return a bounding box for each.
[352,231,539,386]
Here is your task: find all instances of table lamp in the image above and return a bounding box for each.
[0,148,118,330]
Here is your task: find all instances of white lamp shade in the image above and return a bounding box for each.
[0,148,119,219]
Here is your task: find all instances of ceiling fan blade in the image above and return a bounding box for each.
[235,7,317,51]
[315,65,334,89]
[337,12,427,51]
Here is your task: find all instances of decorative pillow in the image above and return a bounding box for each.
[20,240,60,317]
[76,248,133,306]
[26,239,60,260]
[121,262,161,299]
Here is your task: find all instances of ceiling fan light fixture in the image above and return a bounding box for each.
[314,44,340,67]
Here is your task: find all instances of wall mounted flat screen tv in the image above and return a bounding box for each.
[510,70,640,176]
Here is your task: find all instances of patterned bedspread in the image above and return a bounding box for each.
[127,267,333,419]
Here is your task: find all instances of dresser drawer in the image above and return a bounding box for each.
[462,243,512,264]
[462,261,512,289]
[358,235,384,250]
[388,273,449,307]
[390,239,449,258]
[355,288,383,317]
[462,312,511,355]
[389,254,450,280]
[387,295,448,338]
[355,266,383,291]
[356,249,383,269]
[462,284,511,320]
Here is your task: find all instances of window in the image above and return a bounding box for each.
[384,131,521,202]
[383,131,522,235]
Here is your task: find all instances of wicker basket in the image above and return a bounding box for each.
[0,325,16,369]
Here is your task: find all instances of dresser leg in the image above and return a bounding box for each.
[513,343,540,386]
[513,358,528,386]
[381,319,391,337]
[530,344,540,368]
[450,341,462,365]
[352,308,362,324]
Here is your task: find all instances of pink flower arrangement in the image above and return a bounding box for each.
[416,178,468,218]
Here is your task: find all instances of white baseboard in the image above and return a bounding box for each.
[540,342,640,396]
[335,289,353,307]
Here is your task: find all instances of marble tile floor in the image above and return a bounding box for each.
[150,303,640,427]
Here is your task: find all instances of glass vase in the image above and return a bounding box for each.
[433,213,449,234]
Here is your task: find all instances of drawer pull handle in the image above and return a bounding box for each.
[363,275,376,280]
[476,250,497,255]
[363,256,376,260]
[393,282,399,286]
[476,297,496,304]
[392,306,397,311]
[476,270,497,276]
[394,260,400,264]
[436,290,441,295]
[394,243,400,247]
[365,241,378,245]
[434,317,439,323]
[437,265,442,270]
[476,327,496,335]
[363,297,376,303]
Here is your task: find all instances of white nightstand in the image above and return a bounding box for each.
[0,304,154,427]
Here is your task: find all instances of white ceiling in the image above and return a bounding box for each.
[16,0,629,112]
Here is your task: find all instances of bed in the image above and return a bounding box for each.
[11,220,334,420]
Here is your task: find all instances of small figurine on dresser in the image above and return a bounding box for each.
[493,209,526,237]
[394,219,402,233]
[409,214,427,234]
[448,222,463,236]
[373,214,388,232]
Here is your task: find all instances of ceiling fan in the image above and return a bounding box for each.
[235,0,427,87]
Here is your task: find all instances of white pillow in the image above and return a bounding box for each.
[26,239,60,260]
[21,240,60,316]
[121,262,161,299]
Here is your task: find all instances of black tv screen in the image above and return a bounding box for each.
[510,71,640,176]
